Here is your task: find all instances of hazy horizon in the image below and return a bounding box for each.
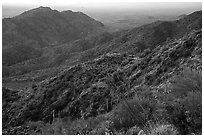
[2,2,202,19]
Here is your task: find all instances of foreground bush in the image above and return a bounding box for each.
[144,121,178,135]
[27,114,108,135]
[110,95,156,130]
[165,68,202,134]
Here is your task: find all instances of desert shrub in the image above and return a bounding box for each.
[126,125,142,135]
[126,122,178,135]
[40,117,90,135]
[28,114,109,135]
[26,121,46,134]
[110,95,156,130]
[166,91,202,134]
[86,114,107,129]
[170,68,201,97]
[165,68,202,134]
[89,120,113,135]
[26,117,84,135]
[148,124,178,135]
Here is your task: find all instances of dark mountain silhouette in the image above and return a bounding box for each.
[2,6,104,66]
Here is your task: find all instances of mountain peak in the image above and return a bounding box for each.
[32,6,52,11]
[14,6,56,19]
[61,10,73,13]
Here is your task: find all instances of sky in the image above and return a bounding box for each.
[2,0,202,8]
[2,0,202,18]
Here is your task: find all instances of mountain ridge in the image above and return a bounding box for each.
[2,10,201,80]
[2,6,104,66]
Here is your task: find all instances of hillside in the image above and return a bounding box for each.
[2,8,202,134]
[2,6,104,66]
[3,10,201,82]
[3,28,202,135]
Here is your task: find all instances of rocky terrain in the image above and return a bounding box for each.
[2,9,202,135]
[2,11,201,88]
[2,29,202,134]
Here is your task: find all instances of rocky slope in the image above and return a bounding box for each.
[3,11,201,80]
[3,29,202,134]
